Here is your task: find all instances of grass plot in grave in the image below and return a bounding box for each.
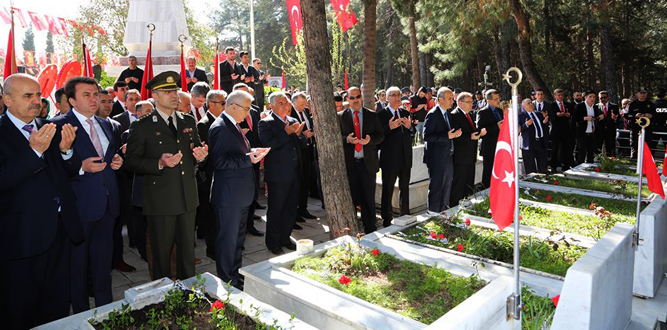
[524,174,650,199]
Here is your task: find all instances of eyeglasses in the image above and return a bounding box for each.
[600,96,608,99]
[209,100,226,105]
[231,103,250,112]
[388,94,400,97]
[459,100,473,104]
[348,95,361,100]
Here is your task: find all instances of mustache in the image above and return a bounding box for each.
[29,104,41,110]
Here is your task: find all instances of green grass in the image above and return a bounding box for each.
[583,164,637,176]
[525,175,650,198]
[522,287,557,330]
[464,197,635,239]
[292,244,485,324]
[399,218,586,276]
[520,187,643,216]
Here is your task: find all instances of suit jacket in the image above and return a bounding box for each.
[338,107,385,174]
[519,110,549,150]
[178,67,209,91]
[423,105,455,169]
[572,102,601,137]
[475,105,503,156]
[596,102,619,131]
[239,107,261,148]
[238,64,258,87]
[290,107,316,153]
[377,106,414,170]
[51,111,121,222]
[208,114,256,207]
[196,112,216,192]
[548,100,573,132]
[111,100,125,118]
[450,108,479,165]
[113,110,133,133]
[219,61,242,94]
[0,114,84,260]
[375,101,386,113]
[258,112,305,183]
[124,110,203,215]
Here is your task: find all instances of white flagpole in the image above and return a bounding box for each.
[504,67,523,322]
[634,118,649,247]
[249,0,256,60]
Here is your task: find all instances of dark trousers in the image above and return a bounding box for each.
[298,147,314,213]
[481,147,495,188]
[349,160,377,233]
[71,210,115,313]
[427,164,453,213]
[147,211,196,280]
[522,147,549,174]
[265,177,299,249]
[450,161,475,207]
[550,129,574,169]
[196,193,216,256]
[577,133,597,164]
[2,218,71,329]
[133,206,147,260]
[380,167,410,222]
[597,127,617,156]
[213,205,248,287]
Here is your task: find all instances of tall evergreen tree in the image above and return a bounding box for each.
[23,25,36,51]
[45,31,55,53]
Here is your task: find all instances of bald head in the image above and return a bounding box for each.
[4,74,42,123]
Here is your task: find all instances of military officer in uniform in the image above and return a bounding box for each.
[125,71,209,280]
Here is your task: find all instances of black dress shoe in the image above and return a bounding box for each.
[113,261,136,273]
[383,220,392,227]
[269,247,285,255]
[253,214,261,220]
[299,210,317,219]
[295,216,306,223]
[293,223,303,230]
[247,228,265,236]
[284,242,297,250]
[254,203,267,210]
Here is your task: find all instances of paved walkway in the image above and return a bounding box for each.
[108,196,332,302]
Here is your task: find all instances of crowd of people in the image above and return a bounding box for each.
[1,44,666,329]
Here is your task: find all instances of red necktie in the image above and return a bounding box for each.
[354,110,362,152]
[560,102,565,113]
[465,112,474,129]
[246,115,253,131]
[604,105,608,117]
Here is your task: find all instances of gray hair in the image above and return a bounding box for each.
[386,86,401,97]
[437,87,453,100]
[186,56,196,62]
[457,92,473,103]
[227,90,254,107]
[206,90,228,104]
[177,90,191,99]
[291,91,307,103]
[269,91,287,105]
[233,83,250,91]
[485,89,499,100]
[135,100,153,114]
[191,82,210,98]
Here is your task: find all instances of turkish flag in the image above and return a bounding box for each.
[43,15,62,35]
[180,47,187,92]
[57,18,69,37]
[286,0,303,45]
[489,112,516,231]
[344,69,349,90]
[643,142,665,199]
[27,11,48,31]
[140,38,154,100]
[337,10,358,32]
[3,26,16,79]
[213,53,220,90]
[82,43,93,78]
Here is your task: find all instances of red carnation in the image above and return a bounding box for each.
[611,157,616,161]
[438,233,445,239]
[210,300,225,311]
[338,275,351,285]
[546,195,553,202]
[595,168,601,172]
[554,180,559,185]
[457,244,465,252]
[430,232,437,239]
[551,295,560,307]
[464,218,471,226]
[371,249,380,255]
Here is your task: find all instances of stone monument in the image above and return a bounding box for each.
[106,0,192,77]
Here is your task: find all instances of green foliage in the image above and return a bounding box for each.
[400,217,586,276]
[522,287,556,330]
[293,244,485,324]
[526,175,648,198]
[45,31,55,54]
[22,25,36,52]
[98,71,116,89]
[520,187,641,216]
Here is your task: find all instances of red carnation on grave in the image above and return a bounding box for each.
[338,275,351,285]
[595,168,601,172]
[464,218,471,226]
[611,157,616,161]
[457,244,465,252]
[546,195,553,202]
[371,249,380,255]
[430,232,437,239]
[551,295,560,307]
[554,180,560,186]
[210,300,225,311]
[438,233,445,239]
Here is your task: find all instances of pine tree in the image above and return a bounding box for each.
[22,25,36,51]
[46,31,55,53]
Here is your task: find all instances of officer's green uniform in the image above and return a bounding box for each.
[124,71,203,280]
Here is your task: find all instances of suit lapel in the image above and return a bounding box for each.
[222,114,247,151]
[0,113,31,152]
[95,116,115,159]
[66,110,100,158]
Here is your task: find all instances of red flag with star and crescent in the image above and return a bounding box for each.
[643,142,665,199]
[286,0,303,45]
[489,110,516,231]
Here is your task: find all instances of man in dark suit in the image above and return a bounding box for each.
[0,74,83,329]
[125,71,209,280]
[548,88,574,171]
[290,92,317,223]
[338,87,385,233]
[196,90,226,260]
[113,89,141,132]
[209,90,269,288]
[219,47,243,94]
[375,89,387,112]
[259,92,305,255]
[475,89,503,188]
[50,77,123,313]
[178,56,209,92]
[519,99,550,174]
[377,86,414,226]
[573,91,602,164]
[111,81,129,118]
[423,87,461,213]
[596,91,619,156]
[238,51,259,90]
[449,92,486,207]
[251,58,268,111]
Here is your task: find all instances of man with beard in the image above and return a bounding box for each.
[219,47,243,94]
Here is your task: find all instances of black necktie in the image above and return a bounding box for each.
[168,116,177,137]
[531,112,542,138]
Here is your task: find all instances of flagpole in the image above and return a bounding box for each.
[503,67,523,322]
[634,118,649,247]
[249,0,255,60]
[10,3,15,75]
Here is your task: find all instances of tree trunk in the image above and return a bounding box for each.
[586,29,596,90]
[425,52,434,88]
[408,14,420,91]
[300,0,359,237]
[362,0,378,109]
[599,0,617,103]
[509,0,552,100]
[493,25,511,100]
[419,50,427,88]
